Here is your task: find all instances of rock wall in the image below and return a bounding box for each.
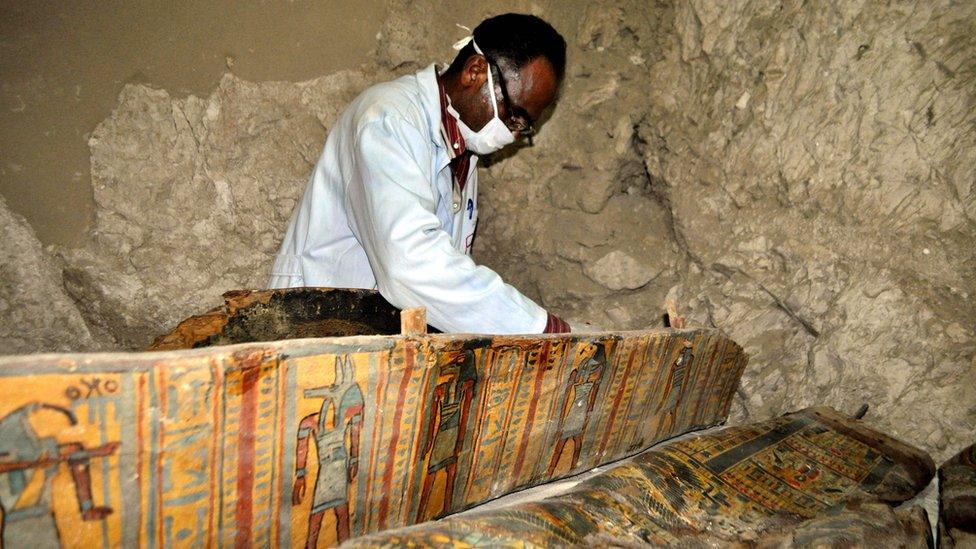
[59,72,370,349]
[480,0,975,462]
[2,0,972,460]
[501,0,975,461]
[0,194,109,353]
[641,0,976,463]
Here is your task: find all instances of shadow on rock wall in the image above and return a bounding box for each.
[0,0,972,461]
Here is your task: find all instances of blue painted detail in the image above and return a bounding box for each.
[467,199,474,219]
[163,490,209,506]
[8,470,25,496]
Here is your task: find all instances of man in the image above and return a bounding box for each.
[269,14,573,334]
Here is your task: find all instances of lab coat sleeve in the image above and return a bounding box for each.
[344,117,548,334]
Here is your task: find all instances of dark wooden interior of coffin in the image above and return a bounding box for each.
[198,288,433,348]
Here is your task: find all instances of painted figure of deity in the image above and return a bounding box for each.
[0,403,119,548]
[415,349,478,522]
[292,356,364,547]
[546,343,607,477]
[653,343,693,439]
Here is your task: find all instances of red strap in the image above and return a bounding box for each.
[450,154,471,192]
[543,312,570,334]
[437,82,471,192]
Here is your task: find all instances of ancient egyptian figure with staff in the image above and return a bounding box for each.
[292,356,364,547]
[0,403,119,548]
[546,343,607,477]
[416,348,478,522]
[653,343,693,439]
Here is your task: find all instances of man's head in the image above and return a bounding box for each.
[442,13,566,143]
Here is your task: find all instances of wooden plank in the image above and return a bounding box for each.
[399,307,427,336]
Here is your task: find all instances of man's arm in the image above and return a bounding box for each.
[343,116,561,334]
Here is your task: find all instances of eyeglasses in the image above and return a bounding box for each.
[487,60,536,143]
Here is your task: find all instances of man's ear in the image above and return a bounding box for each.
[461,54,489,90]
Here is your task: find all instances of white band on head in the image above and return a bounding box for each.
[450,26,501,119]
[452,24,473,50]
[453,35,472,50]
[453,36,486,61]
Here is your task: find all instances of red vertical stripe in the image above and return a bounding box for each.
[207,363,221,548]
[376,345,416,528]
[512,343,550,480]
[599,344,634,455]
[136,375,146,543]
[235,364,261,548]
[363,358,389,532]
[271,360,287,541]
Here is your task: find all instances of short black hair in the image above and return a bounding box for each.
[447,13,566,82]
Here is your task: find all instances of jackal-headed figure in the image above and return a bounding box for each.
[292,356,364,547]
[415,347,478,522]
[546,342,607,477]
[653,343,693,439]
[0,403,119,548]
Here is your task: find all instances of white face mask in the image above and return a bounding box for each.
[450,39,515,155]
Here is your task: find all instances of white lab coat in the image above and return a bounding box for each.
[269,64,548,334]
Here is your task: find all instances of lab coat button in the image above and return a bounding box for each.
[452,202,461,212]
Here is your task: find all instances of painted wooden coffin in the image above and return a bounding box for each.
[0,289,747,548]
[350,407,936,547]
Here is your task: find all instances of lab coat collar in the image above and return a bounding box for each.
[417,64,448,151]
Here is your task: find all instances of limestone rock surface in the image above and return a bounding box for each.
[646,0,976,463]
[23,0,974,463]
[60,71,369,349]
[583,250,660,290]
[472,0,976,462]
[0,195,107,353]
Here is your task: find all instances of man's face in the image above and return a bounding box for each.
[454,54,559,141]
